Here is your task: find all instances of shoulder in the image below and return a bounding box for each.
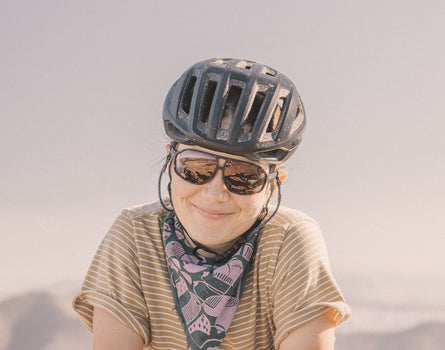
[269,206,319,228]
[121,200,170,223]
[263,205,322,240]
[104,200,169,242]
[259,206,328,264]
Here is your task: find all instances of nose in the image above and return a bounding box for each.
[201,161,230,201]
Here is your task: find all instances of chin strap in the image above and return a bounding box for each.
[182,217,263,263]
[185,172,282,263]
[158,143,176,212]
[252,173,282,233]
[158,152,174,211]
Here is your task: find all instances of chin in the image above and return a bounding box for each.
[189,224,237,245]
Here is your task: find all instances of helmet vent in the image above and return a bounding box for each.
[242,91,265,133]
[256,149,287,162]
[214,59,231,65]
[236,60,255,70]
[267,97,286,132]
[165,121,188,142]
[180,75,197,114]
[199,80,218,124]
[221,85,242,130]
[296,98,304,120]
[163,58,305,164]
[290,98,305,133]
[262,66,277,76]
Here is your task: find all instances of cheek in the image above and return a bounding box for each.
[170,173,196,201]
[236,193,268,217]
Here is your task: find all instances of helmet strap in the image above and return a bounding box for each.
[183,172,282,263]
[159,145,282,259]
[263,165,278,209]
[183,217,262,264]
[158,144,176,212]
[256,171,282,230]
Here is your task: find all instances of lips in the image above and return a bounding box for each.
[192,204,232,219]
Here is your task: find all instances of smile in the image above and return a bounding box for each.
[192,204,232,219]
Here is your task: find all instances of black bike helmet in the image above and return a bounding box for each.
[163,58,306,164]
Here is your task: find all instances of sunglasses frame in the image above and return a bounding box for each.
[170,147,276,195]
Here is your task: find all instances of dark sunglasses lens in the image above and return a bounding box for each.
[175,150,218,184]
[224,160,267,195]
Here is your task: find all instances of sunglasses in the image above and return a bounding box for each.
[170,148,276,195]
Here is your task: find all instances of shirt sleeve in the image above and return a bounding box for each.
[271,218,351,348]
[72,210,150,345]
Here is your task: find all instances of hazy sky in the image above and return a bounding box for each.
[1,0,444,330]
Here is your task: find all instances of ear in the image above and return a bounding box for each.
[269,169,287,197]
[161,143,175,174]
[278,170,287,184]
[166,141,178,155]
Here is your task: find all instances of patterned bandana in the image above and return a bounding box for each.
[162,212,259,350]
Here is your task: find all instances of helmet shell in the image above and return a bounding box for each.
[163,58,306,164]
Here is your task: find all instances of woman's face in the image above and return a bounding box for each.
[169,143,271,253]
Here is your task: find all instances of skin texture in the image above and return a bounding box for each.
[93,307,143,350]
[169,143,272,254]
[91,144,337,349]
[279,311,336,350]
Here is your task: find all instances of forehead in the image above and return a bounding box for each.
[176,144,270,169]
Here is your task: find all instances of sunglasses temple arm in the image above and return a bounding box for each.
[254,174,282,233]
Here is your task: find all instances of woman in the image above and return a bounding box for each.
[73,58,351,349]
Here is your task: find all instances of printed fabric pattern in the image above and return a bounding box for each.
[163,212,258,350]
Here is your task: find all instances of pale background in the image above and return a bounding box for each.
[1,0,444,337]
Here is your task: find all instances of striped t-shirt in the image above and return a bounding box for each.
[73,201,351,349]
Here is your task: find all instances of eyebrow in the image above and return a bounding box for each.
[172,148,274,176]
[177,146,269,168]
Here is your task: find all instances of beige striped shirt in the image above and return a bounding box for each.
[73,201,351,349]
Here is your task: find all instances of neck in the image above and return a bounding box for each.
[181,220,260,263]
[182,229,235,258]
[180,204,271,262]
